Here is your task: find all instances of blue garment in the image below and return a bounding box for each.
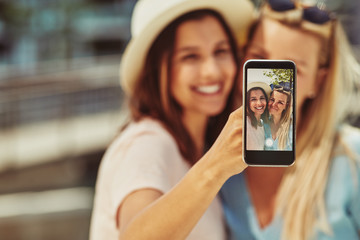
[220,125,360,240]
[263,122,292,150]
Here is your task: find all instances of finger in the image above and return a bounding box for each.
[228,106,242,120]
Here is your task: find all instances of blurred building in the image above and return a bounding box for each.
[0,0,134,240]
[0,0,134,66]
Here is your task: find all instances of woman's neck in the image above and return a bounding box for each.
[182,112,208,158]
[272,114,281,126]
[245,167,286,228]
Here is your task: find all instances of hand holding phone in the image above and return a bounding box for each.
[243,60,296,166]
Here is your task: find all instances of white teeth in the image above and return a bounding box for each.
[255,106,264,110]
[196,84,220,94]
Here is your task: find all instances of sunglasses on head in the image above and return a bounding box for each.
[268,0,336,24]
[274,84,291,93]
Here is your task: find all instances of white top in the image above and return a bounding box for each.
[89,118,226,240]
[246,116,265,150]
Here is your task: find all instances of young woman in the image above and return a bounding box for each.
[221,1,360,240]
[89,0,254,239]
[246,82,271,150]
[264,86,293,150]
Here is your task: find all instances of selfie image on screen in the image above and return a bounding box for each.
[246,68,293,151]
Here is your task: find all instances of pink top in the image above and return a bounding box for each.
[89,118,226,240]
[246,116,265,150]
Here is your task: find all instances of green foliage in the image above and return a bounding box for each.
[263,69,293,85]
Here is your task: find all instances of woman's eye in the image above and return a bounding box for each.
[269,98,275,102]
[252,54,265,59]
[215,48,231,56]
[182,54,199,61]
[247,51,265,59]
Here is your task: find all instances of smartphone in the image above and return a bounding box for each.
[243,60,296,166]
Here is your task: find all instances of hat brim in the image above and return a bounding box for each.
[120,0,255,95]
[248,82,272,99]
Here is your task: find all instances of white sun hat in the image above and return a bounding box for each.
[120,0,255,95]
[248,81,272,99]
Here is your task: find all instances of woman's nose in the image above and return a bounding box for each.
[201,57,221,80]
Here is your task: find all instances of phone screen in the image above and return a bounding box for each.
[243,60,296,166]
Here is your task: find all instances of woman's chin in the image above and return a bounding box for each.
[255,110,265,115]
[207,109,224,117]
[204,105,226,117]
[269,110,277,116]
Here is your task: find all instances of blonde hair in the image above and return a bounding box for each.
[275,90,292,150]
[273,19,360,240]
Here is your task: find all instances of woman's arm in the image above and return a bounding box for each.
[118,107,246,240]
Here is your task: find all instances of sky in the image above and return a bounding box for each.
[248,68,273,85]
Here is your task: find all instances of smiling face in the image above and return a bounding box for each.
[268,90,288,118]
[171,15,236,119]
[244,17,323,119]
[249,89,266,118]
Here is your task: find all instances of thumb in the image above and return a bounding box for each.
[228,106,243,123]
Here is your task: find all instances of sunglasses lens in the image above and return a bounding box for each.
[303,7,331,24]
[268,0,295,12]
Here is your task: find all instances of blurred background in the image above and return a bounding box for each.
[0,0,359,239]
